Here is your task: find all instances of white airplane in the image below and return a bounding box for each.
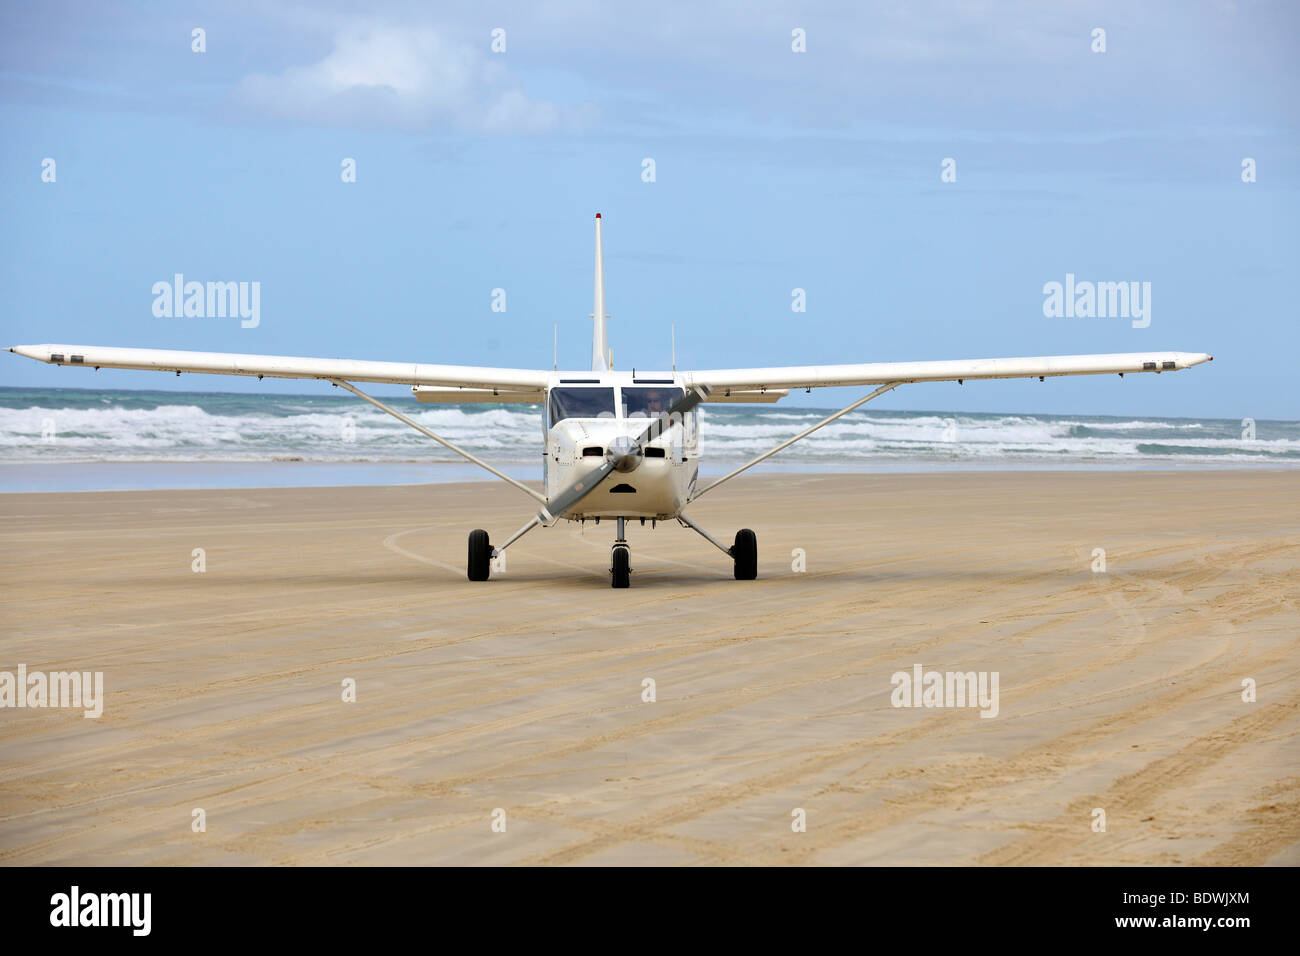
[10,214,1212,587]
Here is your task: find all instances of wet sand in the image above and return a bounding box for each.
[1,471,1297,865]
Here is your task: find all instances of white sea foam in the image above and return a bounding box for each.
[2,391,1296,467]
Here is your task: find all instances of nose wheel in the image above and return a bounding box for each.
[610,516,631,588]
[611,545,630,588]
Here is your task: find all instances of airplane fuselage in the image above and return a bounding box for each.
[541,372,698,520]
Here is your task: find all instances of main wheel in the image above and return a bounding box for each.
[732,529,757,580]
[611,545,630,589]
[467,529,492,581]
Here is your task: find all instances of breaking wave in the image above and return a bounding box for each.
[2,386,1296,468]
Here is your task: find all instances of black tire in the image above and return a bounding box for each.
[732,529,757,580]
[611,545,630,589]
[467,529,492,581]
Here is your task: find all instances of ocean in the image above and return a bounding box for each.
[1,385,1297,493]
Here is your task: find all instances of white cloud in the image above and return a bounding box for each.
[236,24,563,133]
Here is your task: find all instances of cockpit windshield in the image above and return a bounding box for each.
[622,386,683,419]
[549,387,616,424]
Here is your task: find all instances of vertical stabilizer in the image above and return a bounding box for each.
[591,213,608,371]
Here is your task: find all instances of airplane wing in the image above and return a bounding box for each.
[684,351,1212,394]
[6,344,550,393]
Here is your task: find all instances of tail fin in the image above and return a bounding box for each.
[591,213,608,371]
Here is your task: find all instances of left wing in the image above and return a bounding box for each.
[684,351,1212,394]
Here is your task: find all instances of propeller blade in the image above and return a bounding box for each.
[540,458,616,522]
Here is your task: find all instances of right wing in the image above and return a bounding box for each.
[8,344,550,393]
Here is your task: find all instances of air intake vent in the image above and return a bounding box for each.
[609,483,637,493]
[582,446,603,457]
[644,447,665,458]
[1143,362,1157,371]
[1162,360,1176,370]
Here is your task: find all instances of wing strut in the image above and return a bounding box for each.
[675,512,734,557]
[330,379,547,505]
[689,382,902,502]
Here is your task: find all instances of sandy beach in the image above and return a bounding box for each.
[1,470,1296,866]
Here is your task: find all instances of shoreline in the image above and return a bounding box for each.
[2,458,1297,495]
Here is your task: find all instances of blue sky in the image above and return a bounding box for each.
[1,0,1296,418]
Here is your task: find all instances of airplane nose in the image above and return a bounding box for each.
[607,435,643,473]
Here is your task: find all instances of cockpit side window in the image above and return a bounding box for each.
[549,387,616,424]
[621,386,684,419]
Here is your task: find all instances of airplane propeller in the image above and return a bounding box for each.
[541,385,710,520]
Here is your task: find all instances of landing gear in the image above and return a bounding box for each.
[611,545,630,588]
[676,513,758,581]
[732,528,757,580]
[610,516,630,588]
[468,529,491,581]
[472,514,755,586]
